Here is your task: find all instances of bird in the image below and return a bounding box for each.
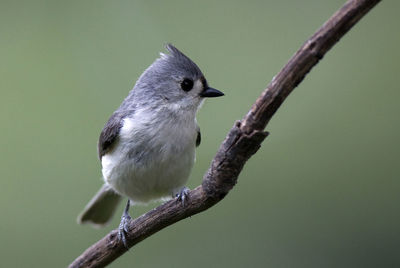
[77,44,224,247]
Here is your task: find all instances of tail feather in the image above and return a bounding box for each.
[77,184,122,227]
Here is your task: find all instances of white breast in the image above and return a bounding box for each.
[101,107,197,204]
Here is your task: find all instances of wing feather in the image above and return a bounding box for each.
[98,112,124,159]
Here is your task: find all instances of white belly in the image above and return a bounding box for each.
[101,116,197,203]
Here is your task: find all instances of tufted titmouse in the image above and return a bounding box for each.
[77,44,224,246]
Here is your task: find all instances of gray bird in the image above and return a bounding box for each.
[77,44,224,246]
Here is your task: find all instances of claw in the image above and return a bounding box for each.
[176,187,190,207]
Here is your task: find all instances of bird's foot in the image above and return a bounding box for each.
[118,200,132,249]
[176,187,190,207]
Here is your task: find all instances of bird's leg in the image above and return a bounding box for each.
[175,187,190,207]
[118,199,132,249]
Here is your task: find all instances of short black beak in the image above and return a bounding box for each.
[200,87,224,98]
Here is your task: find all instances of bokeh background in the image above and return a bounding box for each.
[1,0,399,267]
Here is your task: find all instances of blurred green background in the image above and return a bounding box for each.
[1,0,399,267]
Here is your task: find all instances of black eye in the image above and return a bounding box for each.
[181,78,194,92]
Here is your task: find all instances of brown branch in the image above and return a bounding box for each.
[69,0,381,267]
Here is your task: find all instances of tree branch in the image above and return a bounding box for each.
[69,0,381,267]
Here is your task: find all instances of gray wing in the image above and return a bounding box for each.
[98,112,124,159]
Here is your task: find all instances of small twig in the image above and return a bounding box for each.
[69,0,381,267]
